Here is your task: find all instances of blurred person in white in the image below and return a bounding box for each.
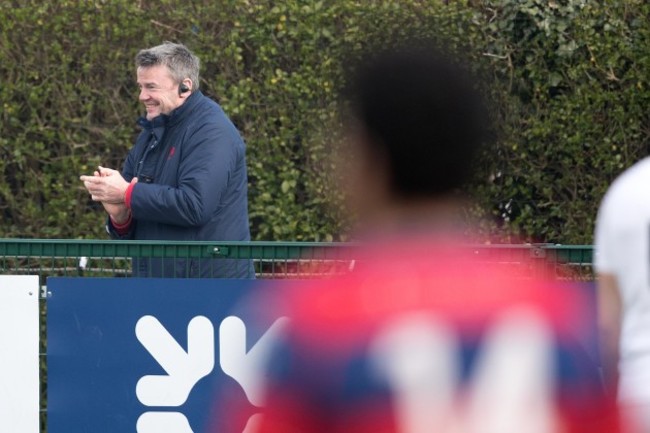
[595,157,650,432]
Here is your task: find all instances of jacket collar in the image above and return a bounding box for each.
[137,90,203,131]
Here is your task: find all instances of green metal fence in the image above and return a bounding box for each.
[0,239,358,281]
[0,239,595,282]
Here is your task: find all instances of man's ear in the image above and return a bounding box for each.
[178,79,193,97]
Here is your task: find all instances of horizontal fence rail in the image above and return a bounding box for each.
[0,239,594,282]
[0,239,359,281]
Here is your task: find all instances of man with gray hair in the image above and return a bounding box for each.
[81,42,253,278]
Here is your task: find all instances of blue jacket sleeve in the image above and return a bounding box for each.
[106,146,138,239]
[129,123,239,227]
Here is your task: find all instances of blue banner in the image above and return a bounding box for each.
[47,278,291,433]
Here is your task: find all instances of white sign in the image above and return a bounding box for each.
[0,275,40,433]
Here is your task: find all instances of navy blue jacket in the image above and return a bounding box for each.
[107,91,254,278]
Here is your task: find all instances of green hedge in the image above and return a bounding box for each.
[473,0,650,242]
[0,0,648,243]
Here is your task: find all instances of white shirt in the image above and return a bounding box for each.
[595,157,650,405]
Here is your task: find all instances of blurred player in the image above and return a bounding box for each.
[219,40,622,433]
[595,159,650,432]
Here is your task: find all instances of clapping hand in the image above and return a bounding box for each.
[80,166,137,224]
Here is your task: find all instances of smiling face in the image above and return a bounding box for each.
[137,65,185,120]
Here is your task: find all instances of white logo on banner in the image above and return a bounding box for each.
[135,315,288,433]
[221,316,290,433]
[136,316,215,407]
[220,316,289,407]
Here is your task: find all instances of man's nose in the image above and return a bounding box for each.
[139,88,149,101]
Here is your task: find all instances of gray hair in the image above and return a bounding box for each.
[135,42,200,91]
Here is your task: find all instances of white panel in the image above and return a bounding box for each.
[0,276,40,433]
